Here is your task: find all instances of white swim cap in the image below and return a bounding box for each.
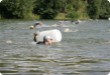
[29,25,34,29]
[44,36,52,40]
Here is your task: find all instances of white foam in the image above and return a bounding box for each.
[6,40,13,44]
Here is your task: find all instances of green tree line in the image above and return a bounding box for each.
[0,0,110,19]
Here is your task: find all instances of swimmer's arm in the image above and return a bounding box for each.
[37,41,43,44]
[33,33,38,42]
[33,36,37,42]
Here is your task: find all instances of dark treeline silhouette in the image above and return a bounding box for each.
[0,0,110,19]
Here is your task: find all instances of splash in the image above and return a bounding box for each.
[64,28,78,32]
[6,40,13,44]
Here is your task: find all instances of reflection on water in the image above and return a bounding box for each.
[0,20,110,75]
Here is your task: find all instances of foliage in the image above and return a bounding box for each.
[66,11,78,19]
[0,0,35,19]
[87,0,102,19]
[0,0,110,19]
[99,0,110,19]
[34,0,65,19]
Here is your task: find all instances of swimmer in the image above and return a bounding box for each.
[33,33,54,45]
[29,22,43,29]
[29,25,34,29]
[34,22,43,27]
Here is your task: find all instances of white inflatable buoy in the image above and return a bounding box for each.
[0,73,2,75]
[108,18,110,20]
[64,28,79,32]
[0,0,2,2]
[29,25,35,29]
[108,72,110,75]
[36,29,62,42]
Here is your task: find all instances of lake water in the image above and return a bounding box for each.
[0,20,110,75]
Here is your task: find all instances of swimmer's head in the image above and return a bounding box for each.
[34,23,40,25]
[43,36,52,41]
[34,22,43,26]
[43,36,53,45]
[29,25,34,29]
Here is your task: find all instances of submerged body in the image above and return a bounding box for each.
[34,33,54,45]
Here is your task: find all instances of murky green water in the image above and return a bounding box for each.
[0,20,110,75]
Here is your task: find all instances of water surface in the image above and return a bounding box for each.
[0,20,110,75]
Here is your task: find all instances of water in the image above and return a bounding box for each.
[0,20,110,75]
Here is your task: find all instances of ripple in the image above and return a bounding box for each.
[76,59,100,64]
[63,28,78,32]
[0,20,110,75]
